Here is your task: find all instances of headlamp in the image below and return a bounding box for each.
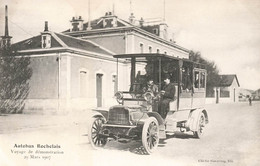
[114,91,123,104]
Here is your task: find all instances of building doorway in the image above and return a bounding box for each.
[96,73,103,107]
[234,88,236,102]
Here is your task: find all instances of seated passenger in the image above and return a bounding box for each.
[158,75,176,119]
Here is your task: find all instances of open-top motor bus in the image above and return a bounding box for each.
[88,53,209,154]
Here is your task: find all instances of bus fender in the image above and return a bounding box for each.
[186,108,209,131]
[91,111,105,119]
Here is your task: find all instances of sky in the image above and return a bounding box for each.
[1,0,260,90]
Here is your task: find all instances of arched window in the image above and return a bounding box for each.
[96,73,103,107]
[140,43,144,53]
[80,70,87,97]
[149,46,152,53]
[112,75,118,94]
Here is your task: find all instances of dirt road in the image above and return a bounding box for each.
[0,102,259,166]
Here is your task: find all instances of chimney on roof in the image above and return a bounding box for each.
[1,5,12,49]
[139,17,144,27]
[159,23,168,40]
[44,21,48,31]
[41,21,51,49]
[87,0,92,30]
[70,16,84,31]
[103,11,118,28]
[129,13,135,24]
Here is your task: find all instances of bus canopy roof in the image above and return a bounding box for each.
[113,53,206,68]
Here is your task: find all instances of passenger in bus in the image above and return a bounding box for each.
[194,73,199,88]
[159,75,176,119]
[182,67,192,91]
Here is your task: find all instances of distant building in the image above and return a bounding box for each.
[3,10,191,113]
[214,74,240,103]
[239,89,254,101]
[252,89,260,100]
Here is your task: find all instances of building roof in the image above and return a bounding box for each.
[219,74,240,87]
[63,13,190,53]
[55,33,113,55]
[63,15,132,33]
[11,32,113,56]
[12,35,62,50]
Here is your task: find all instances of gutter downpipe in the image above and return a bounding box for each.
[58,53,61,113]
[158,57,162,91]
[117,58,119,92]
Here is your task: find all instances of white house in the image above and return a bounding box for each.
[215,74,240,103]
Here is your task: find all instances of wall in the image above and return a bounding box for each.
[128,32,189,58]
[82,30,189,59]
[24,54,59,114]
[228,79,240,102]
[69,53,129,111]
[23,52,130,113]
[85,34,125,54]
[27,55,58,99]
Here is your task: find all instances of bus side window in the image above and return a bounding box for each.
[194,71,200,88]
[200,72,205,88]
[182,66,192,91]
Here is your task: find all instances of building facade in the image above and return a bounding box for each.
[7,12,191,113]
[214,74,240,103]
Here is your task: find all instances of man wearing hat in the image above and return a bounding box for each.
[159,75,176,119]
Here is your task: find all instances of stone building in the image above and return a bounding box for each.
[3,10,191,113]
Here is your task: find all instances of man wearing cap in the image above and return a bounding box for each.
[159,75,176,119]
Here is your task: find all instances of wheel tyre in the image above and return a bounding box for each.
[88,117,107,149]
[194,113,205,139]
[142,117,159,154]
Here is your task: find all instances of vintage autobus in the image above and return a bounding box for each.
[88,53,209,154]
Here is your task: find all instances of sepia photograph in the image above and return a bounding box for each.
[0,0,260,165]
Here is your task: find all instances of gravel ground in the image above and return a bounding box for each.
[0,101,259,166]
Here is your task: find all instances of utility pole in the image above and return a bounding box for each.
[87,0,92,30]
[163,0,166,22]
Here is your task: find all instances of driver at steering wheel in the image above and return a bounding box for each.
[143,79,159,96]
[143,79,159,112]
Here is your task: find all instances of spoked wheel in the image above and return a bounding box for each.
[88,117,107,149]
[142,117,159,154]
[194,113,205,138]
